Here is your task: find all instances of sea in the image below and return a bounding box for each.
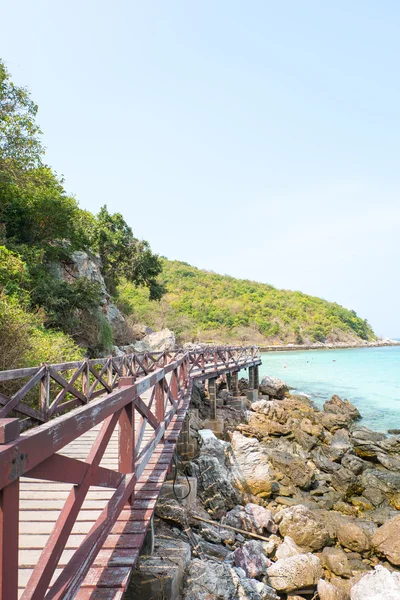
[259,346,400,433]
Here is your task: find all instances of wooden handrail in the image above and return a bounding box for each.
[0,346,260,428]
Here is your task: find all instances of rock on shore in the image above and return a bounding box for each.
[149,378,400,599]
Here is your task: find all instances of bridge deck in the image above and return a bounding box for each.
[18,392,188,599]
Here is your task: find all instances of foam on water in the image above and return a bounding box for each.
[259,346,400,433]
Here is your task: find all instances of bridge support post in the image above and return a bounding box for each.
[248,366,255,389]
[254,365,259,390]
[246,366,258,403]
[231,371,239,397]
[208,377,218,420]
[177,413,193,461]
[226,372,232,393]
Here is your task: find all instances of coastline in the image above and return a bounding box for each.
[260,339,400,352]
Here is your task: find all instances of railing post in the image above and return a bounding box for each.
[0,418,20,600]
[170,368,179,401]
[118,378,135,505]
[155,380,165,437]
[82,358,90,400]
[107,357,113,388]
[39,363,50,421]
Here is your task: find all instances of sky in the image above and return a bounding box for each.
[2,1,400,337]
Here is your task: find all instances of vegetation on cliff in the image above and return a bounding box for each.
[0,60,162,368]
[117,259,376,345]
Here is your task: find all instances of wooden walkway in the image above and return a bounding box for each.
[0,347,261,599]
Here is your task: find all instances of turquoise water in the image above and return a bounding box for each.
[259,346,400,433]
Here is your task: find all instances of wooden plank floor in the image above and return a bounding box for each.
[18,388,189,599]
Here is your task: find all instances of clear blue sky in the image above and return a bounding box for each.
[2,1,400,337]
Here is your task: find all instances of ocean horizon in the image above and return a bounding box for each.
[260,346,400,433]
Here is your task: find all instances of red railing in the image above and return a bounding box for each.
[0,346,261,599]
[0,347,260,429]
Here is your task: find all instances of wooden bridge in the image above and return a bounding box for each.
[0,346,261,599]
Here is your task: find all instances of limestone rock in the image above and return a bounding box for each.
[143,328,176,351]
[321,547,352,578]
[189,438,239,517]
[336,518,375,553]
[223,503,277,535]
[229,432,275,497]
[267,449,314,489]
[275,536,303,559]
[155,497,186,527]
[127,536,191,600]
[330,429,352,457]
[276,504,331,551]
[341,454,366,475]
[266,553,323,592]
[182,559,279,600]
[324,395,361,421]
[234,540,272,578]
[182,559,238,599]
[259,376,288,399]
[318,579,349,600]
[350,565,400,600]
[372,514,400,565]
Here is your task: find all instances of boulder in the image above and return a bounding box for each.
[182,559,238,599]
[372,514,400,565]
[155,497,187,528]
[235,573,279,600]
[143,328,176,351]
[127,536,191,600]
[324,395,361,421]
[330,429,352,457]
[321,547,352,578]
[267,449,314,489]
[229,432,276,497]
[189,450,239,517]
[276,504,331,551]
[266,553,323,592]
[245,413,291,437]
[341,454,366,475]
[182,559,279,600]
[335,517,375,553]
[259,376,288,399]
[350,565,400,600]
[223,503,277,535]
[351,427,386,460]
[317,579,349,600]
[275,536,303,560]
[234,541,272,578]
[293,428,318,451]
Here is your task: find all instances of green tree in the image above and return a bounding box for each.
[91,206,164,298]
[0,60,44,182]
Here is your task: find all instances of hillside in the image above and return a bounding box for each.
[117,259,376,346]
